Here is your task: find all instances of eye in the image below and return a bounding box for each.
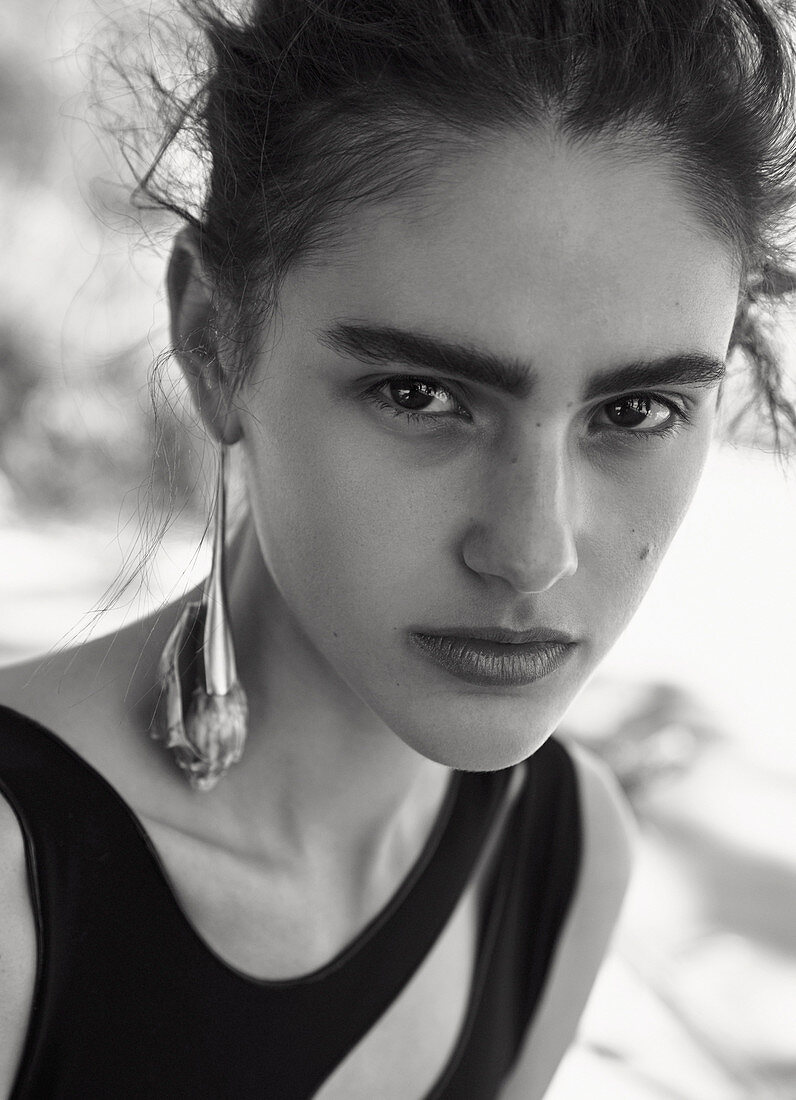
[593,393,691,439]
[363,375,470,426]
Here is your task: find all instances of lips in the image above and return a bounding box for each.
[408,627,577,687]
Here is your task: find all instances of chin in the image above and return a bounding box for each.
[387,694,565,772]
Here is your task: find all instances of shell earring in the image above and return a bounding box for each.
[155,444,248,791]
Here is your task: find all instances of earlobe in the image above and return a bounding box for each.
[167,227,242,445]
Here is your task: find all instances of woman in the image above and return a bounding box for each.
[1,0,795,1096]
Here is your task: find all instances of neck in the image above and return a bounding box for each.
[182,516,451,874]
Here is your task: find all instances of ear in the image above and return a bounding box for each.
[167,226,243,445]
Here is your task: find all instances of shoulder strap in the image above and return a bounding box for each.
[429,735,582,1098]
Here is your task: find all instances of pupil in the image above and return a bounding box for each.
[608,395,650,427]
[390,379,435,410]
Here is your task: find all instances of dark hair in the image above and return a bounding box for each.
[122,0,796,452]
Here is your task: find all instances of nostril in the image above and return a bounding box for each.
[462,530,579,594]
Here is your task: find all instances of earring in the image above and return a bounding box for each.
[154,444,248,791]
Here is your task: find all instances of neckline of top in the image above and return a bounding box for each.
[135,759,468,987]
[1,703,490,989]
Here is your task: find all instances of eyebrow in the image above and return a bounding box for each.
[317,321,727,401]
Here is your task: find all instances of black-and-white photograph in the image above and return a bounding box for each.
[1,1,795,1097]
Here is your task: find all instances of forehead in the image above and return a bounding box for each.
[285,132,740,371]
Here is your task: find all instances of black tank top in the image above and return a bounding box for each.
[0,705,581,1099]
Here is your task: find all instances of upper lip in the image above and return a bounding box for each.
[410,626,576,645]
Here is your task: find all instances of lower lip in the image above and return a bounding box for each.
[408,633,576,687]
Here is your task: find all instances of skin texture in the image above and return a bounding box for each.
[181,131,740,798]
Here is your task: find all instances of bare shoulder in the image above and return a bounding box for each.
[0,628,143,741]
[497,740,636,1100]
[0,790,38,1099]
[0,642,108,742]
[0,599,185,791]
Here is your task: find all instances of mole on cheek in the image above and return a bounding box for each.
[639,543,653,561]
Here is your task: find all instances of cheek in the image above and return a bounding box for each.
[590,437,711,623]
[241,411,446,631]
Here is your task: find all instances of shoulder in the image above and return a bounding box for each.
[0,606,181,800]
[497,739,636,1100]
[0,595,188,744]
[0,789,38,1099]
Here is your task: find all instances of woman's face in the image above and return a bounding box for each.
[235,133,740,770]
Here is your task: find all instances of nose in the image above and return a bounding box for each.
[461,435,579,594]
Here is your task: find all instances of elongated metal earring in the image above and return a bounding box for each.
[154,444,248,791]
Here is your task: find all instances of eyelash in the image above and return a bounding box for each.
[595,393,693,443]
[362,375,693,442]
[363,377,471,428]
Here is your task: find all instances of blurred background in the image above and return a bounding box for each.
[1,2,795,1097]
